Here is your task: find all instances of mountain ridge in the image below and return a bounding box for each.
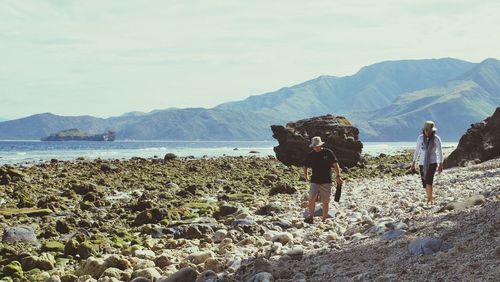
[1,57,498,141]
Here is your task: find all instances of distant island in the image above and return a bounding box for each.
[41,129,116,141]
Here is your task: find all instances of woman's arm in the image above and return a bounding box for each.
[436,136,444,173]
[411,135,422,170]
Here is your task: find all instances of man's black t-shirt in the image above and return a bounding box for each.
[303,148,338,184]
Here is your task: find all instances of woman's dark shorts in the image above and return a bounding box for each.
[419,163,437,188]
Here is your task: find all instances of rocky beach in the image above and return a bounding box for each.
[0,150,498,282]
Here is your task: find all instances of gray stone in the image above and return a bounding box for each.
[2,225,38,245]
[272,220,293,229]
[303,204,335,219]
[195,270,218,282]
[382,230,406,240]
[247,272,274,282]
[353,272,371,281]
[130,278,151,282]
[286,246,304,260]
[408,238,452,255]
[292,273,306,282]
[158,267,198,282]
[443,195,486,211]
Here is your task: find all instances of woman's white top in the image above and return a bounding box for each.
[412,134,443,165]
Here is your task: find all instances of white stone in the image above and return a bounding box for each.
[188,251,215,265]
[271,232,293,245]
[213,229,227,243]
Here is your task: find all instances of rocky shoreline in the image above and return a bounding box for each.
[0,152,498,281]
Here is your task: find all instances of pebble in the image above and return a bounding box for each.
[271,232,293,245]
[212,229,227,243]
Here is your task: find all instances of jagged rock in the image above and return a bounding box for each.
[445,107,500,168]
[271,114,363,167]
[20,253,55,271]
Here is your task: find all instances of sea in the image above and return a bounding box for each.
[0,141,458,165]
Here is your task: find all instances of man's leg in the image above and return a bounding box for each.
[322,202,329,222]
[306,183,319,223]
[308,197,316,222]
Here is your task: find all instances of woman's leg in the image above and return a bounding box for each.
[426,184,433,204]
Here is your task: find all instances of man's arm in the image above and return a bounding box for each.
[303,167,309,182]
[333,162,343,185]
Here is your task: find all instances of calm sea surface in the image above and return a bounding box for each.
[0,141,458,165]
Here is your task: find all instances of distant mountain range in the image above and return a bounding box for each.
[1,58,499,141]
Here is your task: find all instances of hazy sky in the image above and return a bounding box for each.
[1,0,499,119]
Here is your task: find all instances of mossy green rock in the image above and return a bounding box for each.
[25,268,50,282]
[3,260,23,279]
[42,241,65,252]
[77,241,96,259]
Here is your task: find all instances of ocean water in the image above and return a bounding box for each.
[0,141,458,165]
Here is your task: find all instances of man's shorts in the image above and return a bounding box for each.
[309,183,332,204]
[419,163,438,188]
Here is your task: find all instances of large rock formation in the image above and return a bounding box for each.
[271,115,363,168]
[445,107,500,168]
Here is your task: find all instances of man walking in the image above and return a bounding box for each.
[303,136,343,223]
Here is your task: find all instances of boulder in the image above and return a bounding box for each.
[445,107,500,168]
[442,195,486,211]
[2,225,39,245]
[247,272,274,282]
[158,267,198,282]
[76,257,107,278]
[131,268,162,281]
[164,153,178,162]
[20,253,55,270]
[408,238,452,255]
[303,204,335,219]
[271,115,363,167]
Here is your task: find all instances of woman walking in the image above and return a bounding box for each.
[411,121,443,205]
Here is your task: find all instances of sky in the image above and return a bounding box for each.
[1,0,499,120]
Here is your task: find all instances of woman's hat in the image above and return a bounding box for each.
[423,121,437,132]
[309,136,325,148]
